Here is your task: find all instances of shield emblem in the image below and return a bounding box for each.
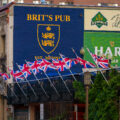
[37,24,60,54]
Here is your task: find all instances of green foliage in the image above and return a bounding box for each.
[49,112,67,120]
[73,70,120,120]
[73,80,85,103]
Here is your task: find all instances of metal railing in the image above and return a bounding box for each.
[7,75,84,104]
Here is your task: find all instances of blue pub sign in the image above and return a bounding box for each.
[13,6,84,77]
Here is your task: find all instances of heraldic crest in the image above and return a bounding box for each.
[37,24,60,54]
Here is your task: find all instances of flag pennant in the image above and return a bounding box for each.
[27,61,40,75]
[59,54,76,68]
[3,53,96,80]
[52,58,68,71]
[52,54,77,72]
[75,56,96,68]
[38,59,56,72]
[9,69,24,81]
[18,64,31,78]
[88,49,109,68]
[0,73,10,80]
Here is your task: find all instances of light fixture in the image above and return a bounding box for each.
[80,47,85,55]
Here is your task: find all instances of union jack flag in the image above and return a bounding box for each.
[0,73,10,80]
[27,61,41,75]
[88,49,109,69]
[72,58,79,65]
[76,56,96,68]
[9,69,24,81]
[59,54,76,68]
[18,64,31,78]
[38,59,56,72]
[52,58,68,71]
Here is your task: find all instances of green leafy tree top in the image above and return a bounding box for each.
[73,70,120,120]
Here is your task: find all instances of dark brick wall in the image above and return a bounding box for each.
[43,0,120,6]
[24,0,34,3]
[74,0,120,6]
[23,0,120,6]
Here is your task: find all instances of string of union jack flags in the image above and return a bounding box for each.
[0,50,109,82]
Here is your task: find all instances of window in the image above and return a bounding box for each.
[59,2,73,5]
[98,3,118,7]
[40,1,53,4]
[8,0,14,3]
[17,0,24,3]
[45,1,53,4]
[59,2,67,5]
[67,2,73,5]
[2,0,8,5]
[33,0,40,4]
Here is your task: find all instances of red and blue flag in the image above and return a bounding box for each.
[76,57,96,68]
[0,73,10,80]
[27,61,40,75]
[38,59,56,72]
[9,69,24,81]
[18,64,31,78]
[52,59,68,71]
[88,49,109,69]
[60,54,76,68]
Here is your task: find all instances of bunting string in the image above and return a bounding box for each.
[0,52,111,83]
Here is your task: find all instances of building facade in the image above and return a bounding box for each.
[1,2,120,120]
[0,6,9,120]
[1,0,120,6]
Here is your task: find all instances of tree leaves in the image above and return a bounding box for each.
[73,80,85,103]
[73,70,119,120]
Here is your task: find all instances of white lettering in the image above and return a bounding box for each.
[94,46,120,58]
[105,47,113,57]
[95,47,103,56]
[115,47,120,56]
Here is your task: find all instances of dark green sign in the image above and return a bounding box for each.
[91,12,108,28]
